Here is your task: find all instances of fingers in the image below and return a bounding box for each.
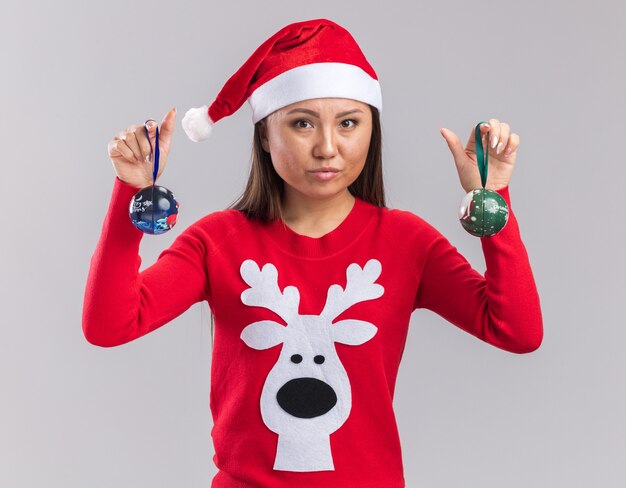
[476,123,490,151]
[108,137,134,160]
[144,119,158,160]
[482,119,519,157]
[503,132,520,157]
[487,118,501,151]
[133,123,154,161]
[108,110,175,170]
[495,120,510,155]
[125,127,145,162]
[112,124,153,164]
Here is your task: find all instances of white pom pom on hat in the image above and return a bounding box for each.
[181,105,212,142]
[181,18,383,143]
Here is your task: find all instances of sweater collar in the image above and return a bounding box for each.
[259,196,377,259]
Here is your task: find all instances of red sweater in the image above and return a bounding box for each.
[83,176,543,487]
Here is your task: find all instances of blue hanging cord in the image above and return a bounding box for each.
[143,122,160,184]
[143,121,160,230]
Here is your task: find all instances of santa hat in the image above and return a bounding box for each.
[181,18,382,142]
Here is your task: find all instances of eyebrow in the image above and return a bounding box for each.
[285,108,364,118]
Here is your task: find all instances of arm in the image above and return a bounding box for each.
[82,177,210,347]
[413,186,543,354]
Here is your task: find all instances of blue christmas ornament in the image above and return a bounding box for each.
[129,185,179,234]
[129,122,180,235]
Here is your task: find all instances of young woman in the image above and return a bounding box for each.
[83,18,543,488]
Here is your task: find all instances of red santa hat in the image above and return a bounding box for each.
[181,18,383,142]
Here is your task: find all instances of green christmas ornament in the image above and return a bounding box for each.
[458,188,509,237]
[458,122,509,237]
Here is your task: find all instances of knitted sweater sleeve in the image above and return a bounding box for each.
[82,177,209,347]
[413,186,543,354]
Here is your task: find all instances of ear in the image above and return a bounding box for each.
[258,120,270,153]
[241,320,286,350]
[332,320,377,346]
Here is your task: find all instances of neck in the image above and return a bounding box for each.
[280,189,356,237]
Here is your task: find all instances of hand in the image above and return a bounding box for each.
[439,118,520,193]
[107,107,177,188]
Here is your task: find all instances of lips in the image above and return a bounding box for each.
[308,168,340,181]
[309,167,339,173]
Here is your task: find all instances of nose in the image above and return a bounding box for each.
[276,377,337,418]
[312,126,338,159]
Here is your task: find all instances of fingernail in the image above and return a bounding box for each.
[504,147,512,156]
[496,142,504,154]
[146,121,155,129]
[491,136,498,149]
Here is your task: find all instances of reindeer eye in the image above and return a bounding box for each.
[314,355,325,364]
[290,354,303,364]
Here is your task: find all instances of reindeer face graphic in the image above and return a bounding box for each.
[239,259,384,472]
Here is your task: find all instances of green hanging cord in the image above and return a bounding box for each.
[474,121,489,188]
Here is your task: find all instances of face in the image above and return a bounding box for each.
[259,98,373,204]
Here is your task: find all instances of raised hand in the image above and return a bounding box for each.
[107,107,177,188]
[440,118,520,192]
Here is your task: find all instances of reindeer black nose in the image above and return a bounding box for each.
[276,378,337,419]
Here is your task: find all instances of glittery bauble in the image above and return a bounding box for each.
[129,185,179,235]
[458,189,509,237]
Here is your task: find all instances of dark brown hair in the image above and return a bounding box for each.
[227,104,386,219]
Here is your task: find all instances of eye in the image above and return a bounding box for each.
[340,119,358,128]
[293,119,312,129]
[291,354,303,364]
[314,355,325,364]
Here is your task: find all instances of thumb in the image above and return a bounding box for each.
[439,127,466,163]
[159,107,177,147]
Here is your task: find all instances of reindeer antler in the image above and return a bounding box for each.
[321,259,384,321]
[240,260,300,323]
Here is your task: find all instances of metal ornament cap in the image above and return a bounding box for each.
[458,188,509,237]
